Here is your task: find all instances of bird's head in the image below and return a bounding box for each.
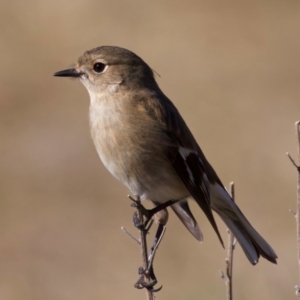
[54,46,156,95]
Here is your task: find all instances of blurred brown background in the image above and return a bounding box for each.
[1,1,300,299]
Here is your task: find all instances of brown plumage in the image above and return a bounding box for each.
[54,46,277,265]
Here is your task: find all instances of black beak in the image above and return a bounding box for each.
[53,68,83,78]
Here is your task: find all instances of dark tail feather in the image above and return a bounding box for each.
[221,217,277,264]
[171,201,203,241]
[211,183,277,264]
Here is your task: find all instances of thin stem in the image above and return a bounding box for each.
[226,182,236,300]
[295,121,300,289]
[134,196,154,300]
[294,121,300,297]
[123,196,165,297]
[121,226,141,245]
[287,121,300,298]
[220,182,236,299]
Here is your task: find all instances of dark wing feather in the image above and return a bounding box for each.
[169,146,224,247]
[142,92,277,262]
[145,93,224,246]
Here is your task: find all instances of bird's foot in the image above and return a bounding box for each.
[129,195,178,229]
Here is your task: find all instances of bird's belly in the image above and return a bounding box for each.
[89,102,189,203]
[92,129,188,203]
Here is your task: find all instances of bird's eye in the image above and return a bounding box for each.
[93,63,106,73]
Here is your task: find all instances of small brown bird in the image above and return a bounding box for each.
[54,46,277,265]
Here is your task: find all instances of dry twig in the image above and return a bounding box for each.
[122,195,167,300]
[220,182,236,300]
[286,121,300,298]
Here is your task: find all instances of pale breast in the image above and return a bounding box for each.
[88,94,188,202]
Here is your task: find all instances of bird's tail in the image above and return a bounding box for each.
[210,183,277,265]
[171,200,203,242]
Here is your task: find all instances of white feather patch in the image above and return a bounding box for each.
[178,147,196,184]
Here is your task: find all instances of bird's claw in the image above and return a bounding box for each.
[132,211,154,231]
[130,195,178,230]
[131,201,155,230]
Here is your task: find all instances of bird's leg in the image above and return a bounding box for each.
[129,195,178,228]
[148,205,168,259]
[147,223,166,275]
[140,207,168,291]
[149,223,166,262]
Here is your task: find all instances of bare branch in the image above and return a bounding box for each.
[123,195,167,299]
[287,152,300,171]
[220,182,236,300]
[226,182,235,300]
[121,226,141,245]
[131,196,155,300]
[287,121,300,298]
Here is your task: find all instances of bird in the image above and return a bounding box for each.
[54,46,277,265]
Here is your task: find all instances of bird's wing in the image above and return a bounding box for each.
[142,92,278,262]
[145,94,224,246]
